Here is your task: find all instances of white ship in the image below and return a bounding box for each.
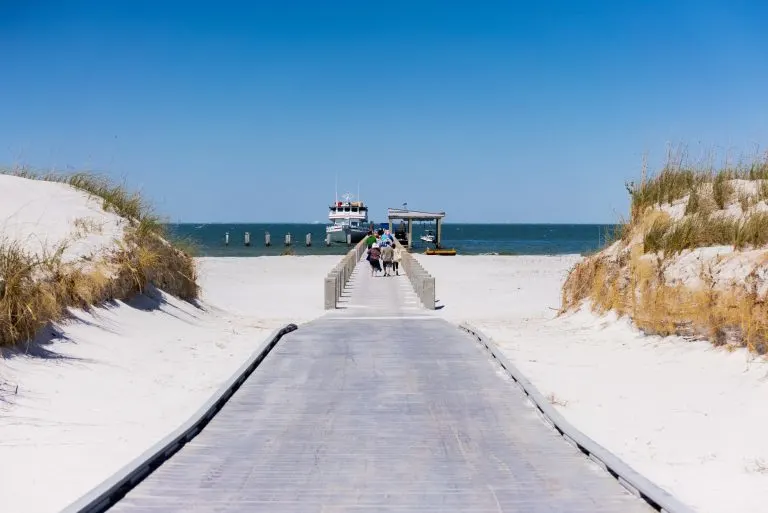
[326,192,370,243]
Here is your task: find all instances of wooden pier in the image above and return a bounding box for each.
[65,254,671,513]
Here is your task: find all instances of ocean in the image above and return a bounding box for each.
[167,223,617,257]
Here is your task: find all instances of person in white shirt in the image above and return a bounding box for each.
[392,244,403,275]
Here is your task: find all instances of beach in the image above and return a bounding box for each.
[1,230,766,512]
[5,3,766,510]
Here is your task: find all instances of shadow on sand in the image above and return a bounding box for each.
[1,285,205,362]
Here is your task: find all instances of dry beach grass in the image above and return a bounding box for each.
[0,168,198,348]
[562,150,768,353]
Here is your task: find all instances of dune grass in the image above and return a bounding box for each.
[562,149,768,354]
[620,150,768,255]
[0,167,198,348]
[562,252,768,354]
[627,149,768,219]
[640,214,757,255]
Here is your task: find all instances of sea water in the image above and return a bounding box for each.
[166,223,618,257]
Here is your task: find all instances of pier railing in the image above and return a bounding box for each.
[393,240,436,310]
[324,238,368,309]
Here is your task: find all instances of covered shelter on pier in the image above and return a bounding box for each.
[386,208,446,249]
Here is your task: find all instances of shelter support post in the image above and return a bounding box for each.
[407,219,413,248]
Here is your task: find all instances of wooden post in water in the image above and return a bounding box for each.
[325,233,331,246]
[306,233,312,246]
[244,231,251,247]
[225,231,230,246]
[346,232,352,245]
[285,233,292,246]
[265,232,271,247]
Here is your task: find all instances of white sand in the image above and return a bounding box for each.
[415,253,768,513]
[196,256,339,326]
[0,175,126,263]
[0,255,337,513]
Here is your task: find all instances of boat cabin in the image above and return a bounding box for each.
[329,201,368,216]
[328,198,369,232]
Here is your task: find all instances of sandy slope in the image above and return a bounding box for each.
[0,174,126,263]
[415,253,768,513]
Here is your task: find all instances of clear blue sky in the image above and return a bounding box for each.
[2,1,767,223]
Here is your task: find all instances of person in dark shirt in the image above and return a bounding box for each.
[367,244,382,276]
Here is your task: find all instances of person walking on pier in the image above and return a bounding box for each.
[365,231,377,249]
[393,244,402,275]
[380,242,394,276]
[367,243,382,276]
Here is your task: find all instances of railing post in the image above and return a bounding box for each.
[323,238,367,309]
[392,239,436,310]
[324,275,337,310]
[423,276,435,310]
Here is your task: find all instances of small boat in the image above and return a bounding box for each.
[420,230,436,244]
[425,248,457,256]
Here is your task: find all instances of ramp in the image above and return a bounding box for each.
[104,262,651,512]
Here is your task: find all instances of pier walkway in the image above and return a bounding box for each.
[109,258,651,512]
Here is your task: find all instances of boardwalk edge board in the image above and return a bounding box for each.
[60,323,299,513]
[458,323,698,513]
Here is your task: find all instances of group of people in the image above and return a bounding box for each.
[364,229,403,277]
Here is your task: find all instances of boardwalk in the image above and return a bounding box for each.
[111,260,650,512]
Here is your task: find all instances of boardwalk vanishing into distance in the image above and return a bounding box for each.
[106,258,652,512]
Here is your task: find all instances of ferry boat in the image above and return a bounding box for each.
[326,193,370,243]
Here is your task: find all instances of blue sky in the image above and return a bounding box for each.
[2,1,767,223]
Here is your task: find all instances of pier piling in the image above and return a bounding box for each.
[285,233,292,246]
[306,233,312,247]
[325,234,331,246]
[225,231,230,246]
[244,232,251,247]
[346,233,352,245]
[265,232,271,247]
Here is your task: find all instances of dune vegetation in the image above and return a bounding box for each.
[562,148,768,354]
[0,168,198,348]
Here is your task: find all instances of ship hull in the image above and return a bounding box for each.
[326,225,368,244]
